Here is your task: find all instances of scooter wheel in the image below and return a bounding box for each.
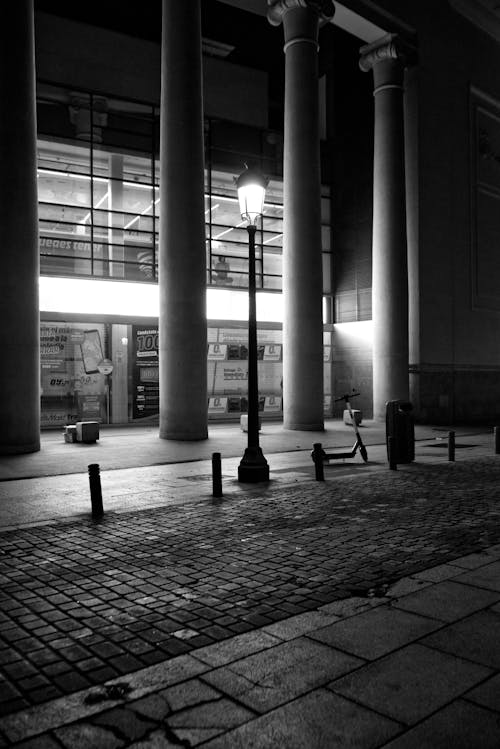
[360,445,368,463]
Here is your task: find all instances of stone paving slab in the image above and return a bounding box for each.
[382,699,500,748]
[308,605,443,660]
[412,562,466,582]
[453,560,500,591]
[200,688,402,748]
[420,609,500,668]
[464,673,500,713]
[391,580,500,621]
[190,630,281,668]
[330,643,493,725]
[201,637,364,713]
[260,608,341,640]
[448,549,500,569]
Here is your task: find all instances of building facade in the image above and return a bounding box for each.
[36,89,333,431]
[1,0,500,453]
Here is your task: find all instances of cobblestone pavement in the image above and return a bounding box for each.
[1,448,500,747]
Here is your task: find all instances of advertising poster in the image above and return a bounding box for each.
[79,394,103,420]
[264,395,282,412]
[218,328,282,345]
[208,396,228,413]
[132,326,159,420]
[263,344,282,361]
[207,343,228,360]
[206,327,283,415]
[40,323,106,426]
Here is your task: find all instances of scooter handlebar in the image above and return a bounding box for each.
[334,391,360,403]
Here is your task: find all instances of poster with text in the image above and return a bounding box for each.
[40,322,106,426]
[132,326,159,419]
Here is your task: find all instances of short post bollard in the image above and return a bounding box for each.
[495,426,500,455]
[312,443,325,481]
[212,452,222,497]
[448,430,455,462]
[388,437,397,470]
[88,463,103,519]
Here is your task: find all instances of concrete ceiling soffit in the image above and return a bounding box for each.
[331,2,386,42]
[215,0,268,15]
[449,0,500,43]
[216,0,386,41]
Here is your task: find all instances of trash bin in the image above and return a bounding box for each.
[386,400,414,463]
[76,421,100,444]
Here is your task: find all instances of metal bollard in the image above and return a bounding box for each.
[312,443,325,481]
[495,426,500,455]
[388,437,397,470]
[448,430,455,462]
[212,452,223,497]
[88,463,103,519]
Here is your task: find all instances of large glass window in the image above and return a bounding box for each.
[37,86,159,282]
[37,87,332,300]
[37,139,158,281]
[207,171,284,291]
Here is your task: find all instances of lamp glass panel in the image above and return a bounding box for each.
[237,183,266,223]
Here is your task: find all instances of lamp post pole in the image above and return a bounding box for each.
[236,167,269,483]
[247,224,258,446]
[238,222,269,482]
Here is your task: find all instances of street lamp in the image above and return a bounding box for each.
[235,165,270,483]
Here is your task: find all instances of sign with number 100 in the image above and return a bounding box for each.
[136,330,159,357]
[137,332,158,351]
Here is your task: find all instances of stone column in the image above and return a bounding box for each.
[404,66,420,415]
[268,0,334,431]
[159,0,207,440]
[360,34,411,420]
[0,0,40,454]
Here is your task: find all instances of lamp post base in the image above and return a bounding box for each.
[238,446,270,483]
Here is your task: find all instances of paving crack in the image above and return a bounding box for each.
[139,723,193,747]
[84,682,133,705]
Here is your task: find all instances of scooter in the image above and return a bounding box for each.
[311,390,368,465]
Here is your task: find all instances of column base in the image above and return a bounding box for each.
[159,430,208,441]
[283,421,325,432]
[0,440,40,455]
[238,446,270,483]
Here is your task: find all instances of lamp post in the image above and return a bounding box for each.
[235,165,270,483]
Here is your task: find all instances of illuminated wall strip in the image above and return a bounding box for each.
[334,320,373,344]
[39,277,285,323]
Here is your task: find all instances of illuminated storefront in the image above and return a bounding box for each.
[37,84,333,427]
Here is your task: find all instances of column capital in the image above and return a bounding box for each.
[267,0,335,27]
[359,33,415,73]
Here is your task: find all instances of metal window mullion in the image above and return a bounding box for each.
[258,217,264,289]
[90,93,95,276]
[206,118,213,285]
[151,104,157,281]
